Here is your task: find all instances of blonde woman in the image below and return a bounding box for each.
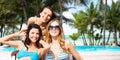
[45,18,83,60]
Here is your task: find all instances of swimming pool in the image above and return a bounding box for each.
[0,46,16,52]
[0,46,120,60]
[75,46,120,52]
[1,46,120,52]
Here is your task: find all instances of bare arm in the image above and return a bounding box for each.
[27,17,37,25]
[67,41,83,60]
[27,17,42,26]
[0,29,27,47]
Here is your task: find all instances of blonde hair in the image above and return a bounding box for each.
[45,18,69,53]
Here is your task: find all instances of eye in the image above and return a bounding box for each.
[36,33,39,35]
[48,25,60,30]
[31,32,34,34]
[44,12,47,14]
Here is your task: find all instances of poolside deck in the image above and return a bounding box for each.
[0,52,12,60]
[79,52,120,60]
[0,51,120,60]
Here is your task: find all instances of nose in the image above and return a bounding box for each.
[52,27,56,30]
[33,34,37,37]
[44,14,48,17]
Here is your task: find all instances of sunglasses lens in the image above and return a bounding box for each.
[49,25,59,30]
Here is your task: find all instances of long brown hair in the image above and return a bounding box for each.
[38,6,57,24]
[45,18,69,53]
[24,24,42,50]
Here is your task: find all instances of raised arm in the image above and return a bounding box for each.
[27,17,36,25]
[0,29,27,47]
[27,17,42,26]
[67,41,83,60]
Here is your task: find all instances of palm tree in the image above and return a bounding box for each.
[72,11,88,46]
[69,33,80,46]
[106,0,120,45]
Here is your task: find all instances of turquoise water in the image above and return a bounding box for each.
[1,46,120,52]
[0,46,16,52]
[75,46,120,52]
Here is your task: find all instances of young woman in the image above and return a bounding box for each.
[0,24,50,60]
[27,6,56,36]
[45,18,83,60]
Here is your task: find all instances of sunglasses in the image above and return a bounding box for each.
[48,25,60,30]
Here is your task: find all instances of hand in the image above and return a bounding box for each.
[39,40,45,44]
[15,28,27,36]
[39,40,50,48]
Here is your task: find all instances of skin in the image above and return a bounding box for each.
[0,28,50,60]
[47,20,83,60]
[11,6,55,60]
[27,7,53,36]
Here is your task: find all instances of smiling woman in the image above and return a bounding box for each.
[0,24,50,60]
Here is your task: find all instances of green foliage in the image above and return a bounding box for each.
[69,33,80,45]
[69,33,80,41]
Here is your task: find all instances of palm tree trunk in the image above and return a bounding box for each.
[106,31,111,45]
[82,34,88,46]
[19,0,27,30]
[58,0,63,22]
[103,0,107,46]
[113,29,118,45]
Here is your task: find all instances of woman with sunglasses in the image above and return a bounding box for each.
[0,24,50,60]
[45,18,83,60]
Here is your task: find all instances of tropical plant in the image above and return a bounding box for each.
[69,33,80,46]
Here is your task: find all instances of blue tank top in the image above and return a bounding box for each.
[16,47,39,60]
[46,49,69,60]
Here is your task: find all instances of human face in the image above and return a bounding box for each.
[49,21,60,37]
[29,28,39,43]
[40,8,52,23]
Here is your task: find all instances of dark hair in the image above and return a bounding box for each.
[38,6,57,22]
[24,24,42,49]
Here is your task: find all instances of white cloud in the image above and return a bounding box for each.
[63,11,75,20]
[62,23,78,35]
[103,0,118,6]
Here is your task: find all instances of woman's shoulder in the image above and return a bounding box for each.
[64,40,71,43]
[64,40,73,46]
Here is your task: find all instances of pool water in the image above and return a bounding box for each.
[1,46,120,52]
[0,46,16,52]
[75,46,120,52]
